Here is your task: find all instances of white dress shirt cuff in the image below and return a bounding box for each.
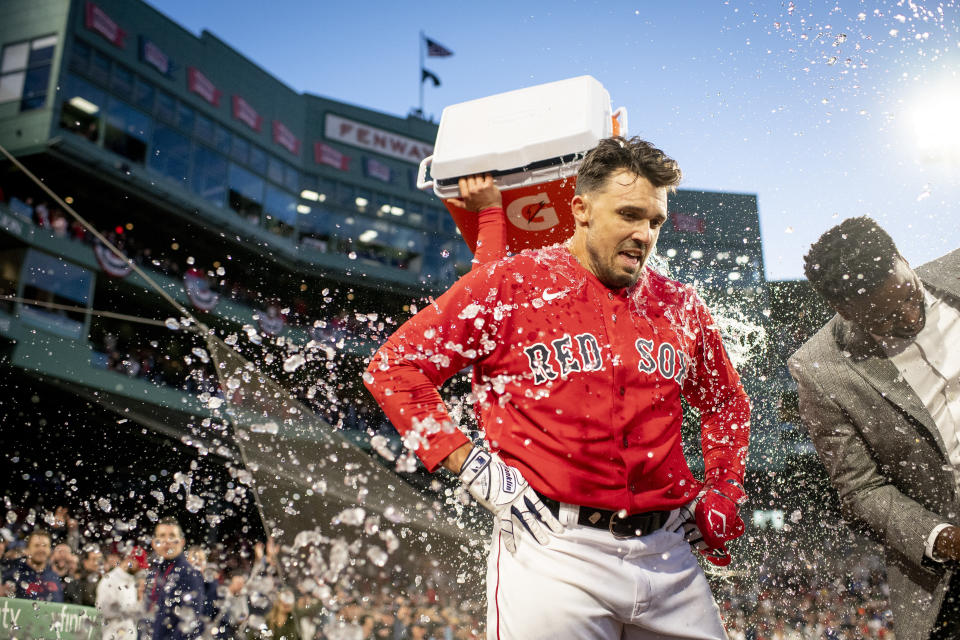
[926,523,953,561]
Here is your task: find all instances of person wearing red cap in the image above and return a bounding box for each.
[96,545,148,640]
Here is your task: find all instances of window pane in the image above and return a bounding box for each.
[110,64,134,97]
[249,146,267,173]
[58,74,105,141]
[155,90,175,125]
[29,36,58,66]
[149,124,191,185]
[195,114,215,146]
[1,43,29,73]
[90,50,111,85]
[267,156,284,184]
[104,97,151,163]
[284,164,299,191]
[228,163,264,202]
[228,163,264,222]
[192,146,228,206]
[264,185,297,235]
[213,125,230,154]
[230,135,249,164]
[20,66,51,110]
[0,71,25,103]
[69,39,90,74]
[176,102,194,134]
[132,77,154,111]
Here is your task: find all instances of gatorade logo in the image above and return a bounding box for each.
[506,194,559,232]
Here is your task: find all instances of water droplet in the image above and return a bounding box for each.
[165,318,181,330]
[283,354,306,372]
[97,498,112,513]
[441,249,450,258]
[185,494,204,513]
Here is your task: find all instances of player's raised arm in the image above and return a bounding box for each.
[445,173,507,267]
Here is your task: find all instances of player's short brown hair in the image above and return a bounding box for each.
[575,136,682,195]
[26,529,52,545]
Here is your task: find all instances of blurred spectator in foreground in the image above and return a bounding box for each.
[186,545,219,622]
[50,506,81,551]
[1,529,64,601]
[65,544,103,606]
[146,517,205,640]
[247,589,299,640]
[97,545,148,640]
[212,571,250,640]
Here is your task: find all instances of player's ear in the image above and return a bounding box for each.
[571,194,590,225]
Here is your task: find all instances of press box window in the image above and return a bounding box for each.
[58,74,105,142]
[0,35,58,111]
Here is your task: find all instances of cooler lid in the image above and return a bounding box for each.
[429,75,613,181]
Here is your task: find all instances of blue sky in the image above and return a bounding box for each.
[149,0,960,281]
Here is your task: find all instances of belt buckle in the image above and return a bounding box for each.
[608,509,632,540]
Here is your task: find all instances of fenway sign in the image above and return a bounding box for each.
[85,2,125,48]
[232,96,262,132]
[187,67,221,106]
[324,114,432,164]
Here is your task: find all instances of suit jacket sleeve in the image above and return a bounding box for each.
[790,356,945,569]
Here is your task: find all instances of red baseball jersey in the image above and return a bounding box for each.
[364,244,750,514]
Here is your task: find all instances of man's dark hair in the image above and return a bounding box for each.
[803,216,899,303]
[575,136,682,195]
[155,517,183,536]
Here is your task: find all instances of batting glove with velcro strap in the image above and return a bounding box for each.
[675,470,747,566]
[458,447,563,553]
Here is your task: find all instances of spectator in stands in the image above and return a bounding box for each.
[50,505,81,550]
[65,544,103,606]
[1,529,64,602]
[50,543,78,581]
[186,545,219,623]
[146,517,205,640]
[247,589,299,640]
[97,545,148,640]
[213,571,250,640]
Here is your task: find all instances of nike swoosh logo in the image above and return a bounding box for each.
[542,289,565,301]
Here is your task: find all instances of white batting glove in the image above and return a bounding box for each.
[458,447,563,553]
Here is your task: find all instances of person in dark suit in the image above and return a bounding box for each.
[146,518,205,640]
[788,216,960,640]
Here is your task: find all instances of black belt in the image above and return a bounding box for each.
[539,495,669,539]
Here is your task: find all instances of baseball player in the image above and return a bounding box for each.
[365,136,751,639]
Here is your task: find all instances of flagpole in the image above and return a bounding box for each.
[418,29,425,116]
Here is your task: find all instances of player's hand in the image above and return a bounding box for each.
[693,470,746,549]
[447,174,502,212]
[670,471,745,565]
[458,447,563,553]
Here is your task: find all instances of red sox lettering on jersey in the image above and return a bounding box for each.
[365,245,750,515]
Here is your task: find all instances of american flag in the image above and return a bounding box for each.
[425,37,453,57]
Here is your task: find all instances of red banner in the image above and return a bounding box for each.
[365,157,392,182]
[140,37,170,75]
[187,67,221,106]
[671,212,705,233]
[272,121,300,155]
[85,2,126,48]
[314,142,350,171]
[232,96,262,132]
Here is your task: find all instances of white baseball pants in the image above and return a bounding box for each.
[485,513,728,639]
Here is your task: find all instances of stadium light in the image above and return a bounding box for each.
[390,206,404,216]
[68,96,100,115]
[358,229,378,243]
[300,189,319,201]
[296,204,311,214]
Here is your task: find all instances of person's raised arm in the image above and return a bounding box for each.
[446,174,506,267]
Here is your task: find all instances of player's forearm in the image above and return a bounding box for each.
[700,389,751,479]
[473,206,507,268]
[440,443,474,474]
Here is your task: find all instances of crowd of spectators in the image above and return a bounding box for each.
[0,503,900,640]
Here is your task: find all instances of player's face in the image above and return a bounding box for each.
[26,535,51,567]
[571,169,668,289]
[835,257,926,339]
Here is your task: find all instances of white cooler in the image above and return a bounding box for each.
[417,75,627,253]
